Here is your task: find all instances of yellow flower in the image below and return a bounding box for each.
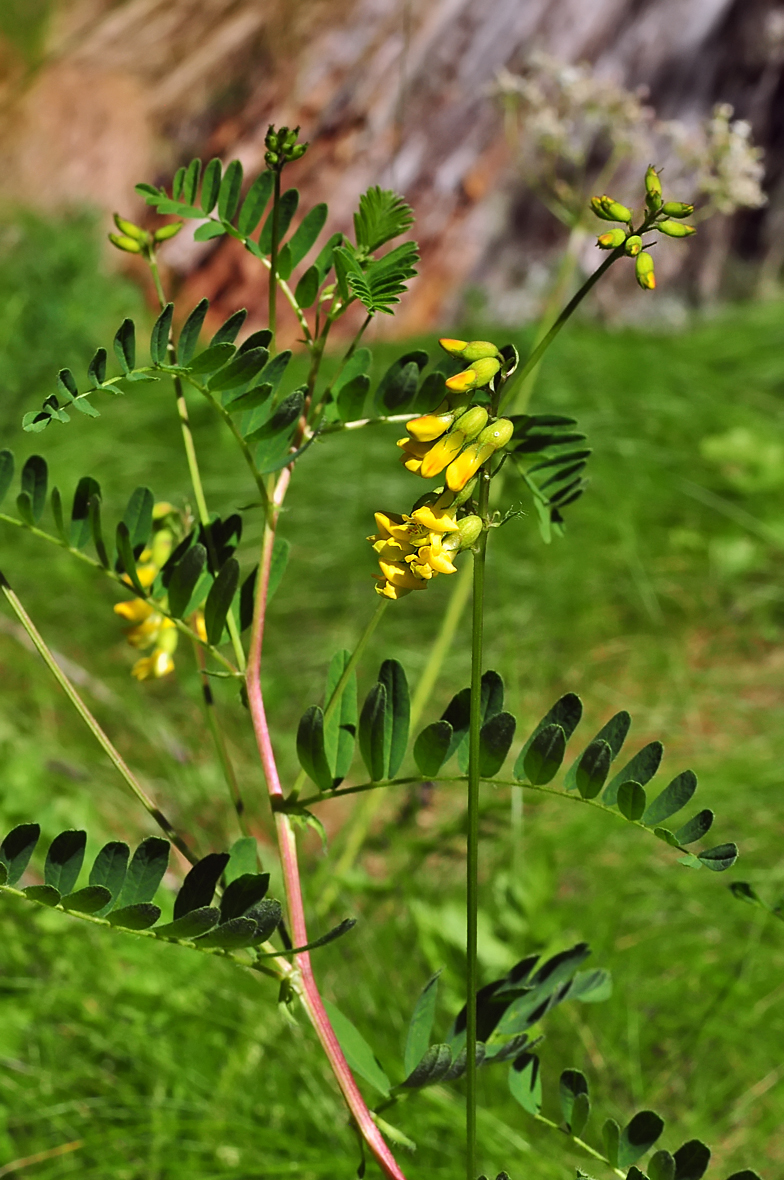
[407,502,459,534]
[132,649,176,681]
[445,442,495,491]
[405,401,454,442]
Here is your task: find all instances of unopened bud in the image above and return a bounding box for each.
[452,476,478,506]
[635,251,656,290]
[445,356,501,392]
[108,233,143,254]
[590,195,633,223]
[154,221,184,242]
[288,143,308,160]
[452,405,488,440]
[644,166,663,210]
[477,418,514,451]
[438,338,500,362]
[457,515,483,548]
[657,219,696,238]
[624,235,643,257]
[113,214,147,241]
[597,229,626,250]
[661,201,694,219]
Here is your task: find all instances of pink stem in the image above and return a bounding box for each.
[246,470,407,1180]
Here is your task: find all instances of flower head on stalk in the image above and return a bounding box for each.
[368,498,482,599]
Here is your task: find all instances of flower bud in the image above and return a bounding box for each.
[457,515,483,548]
[463,341,501,361]
[113,213,147,241]
[661,201,694,219]
[452,475,478,506]
[644,166,663,210]
[597,229,626,249]
[420,430,466,479]
[477,418,514,450]
[445,443,494,492]
[406,401,454,442]
[624,235,643,257]
[154,221,184,242]
[635,251,656,290]
[657,219,696,238]
[445,356,501,392]
[452,405,488,440]
[590,195,632,223]
[108,233,143,254]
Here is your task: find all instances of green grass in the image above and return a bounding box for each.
[1,215,784,1178]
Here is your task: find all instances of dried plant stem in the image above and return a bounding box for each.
[245,472,406,1180]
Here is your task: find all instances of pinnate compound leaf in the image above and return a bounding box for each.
[237,170,274,236]
[178,299,209,366]
[517,722,566,785]
[322,1000,391,1095]
[0,823,40,885]
[217,159,243,223]
[21,455,47,523]
[150,303,173,365]
[559,1069,588,1130]
[44,830,86,894]
[643,770,697,826]
[604,741,663,806]
[155,906,220,940]
[619,1111,665,1167]
[649,1150,676,1180]
[61,885,112,914]
[297,706,334,792]
[414,720,453,777]
[359,682,387,782]
[617,781,647,821]
[167,543,207,618]
[698,843,738,872]
[219,872,270,922]
[673,1140,710,1180]
[354,187,414,254]
[113,318,136,373]
[204,558,240,645]
[0,449,14,505]
[575,739,613,799]
[116,837,170,908]
[108,903,161,930]
[379,659,410,779]
[508,1052,541,1114]
[404,971,440,1077]
[174,853,229,919]
[402,1043,453,1088]
[479,711,516,777]
[675,809,714,845]
[89,841,129,912]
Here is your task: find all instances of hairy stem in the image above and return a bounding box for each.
[245,473,406,1180]
[0,570,196,865]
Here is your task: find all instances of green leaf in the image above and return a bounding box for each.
[565,710,631,790]
[50,487,67,542]
[402,1043,453,1088]
[200,157,222,213]
[567,968,612,1003]
[20,455,47,523]
[115,522,144,594]
[0,823,40,885]
[379,659,410,779]
[617,781,647,821]
[150,302,173,365]
[210,308,248,348]
[61,885,112,914]
[0,863,6,886]
[225,837,258,883]
[374,350,428,414]
[697,843,738,872]
[643,771,697,826]
[441,687,471,763]
[295,265,320,308]
[0,449,14,505]
[413,371,447,414]
[674,809,714,845]
[155,906,220,940]
[297,706,334,791]
[24,884,60,906]
[16,490,34,526]
[359,682,387,782]
[258,188,300,256]
[619,1111,665,1167]
[604,741,663,806]
[517,722,566,785]
[508,1052,541,1114]
[44,830,86,894]
[269,536,290,601]
[350,240,419,315]
[113,318,136,373]
[648,1150,676,1180]
[108,903,161,930]
[178,298,209,366]
[518,692,582,769]
[603,1119,621,1167]
[495,942,591,1035]
[116,837,170,908]
[247,897,282,942]
[208,347,269,392]
[724,1172,762,1180]
[404,971,440,1077]
[354,187,414,253]
[323,650,358,787]
[414,720,453,777]
[204,558,240,644]
[89,493,110,568]
[217,159,243,222]
[196,916,259,949]
[673,1140,710,1180]
[246,388,303,446]
[334,348,372,393]
[193,220,226,243]
[559,1069,589,1131]
[88,841,129,914]
[337,374,370,421]
[479,711,516,777]
[237,170,274,236]
[574,739,613,799]
[173,852,230,918]
[314,231,343,281]
[219,872,270,922]
[287,203,328,268]
[730,881,766,908]
[172,164,186,200]
[254,349,291,397]
[224,383,273,414]
[322,1000,391,1096]
[167,543,207,618]
[123,486,154,550]
[188,343,237,375]
[88,347,107,385]
[381,361,420,412]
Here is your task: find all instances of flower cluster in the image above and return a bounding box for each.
[113,503,205,680]
[592,166,697,290]
[370,337,514,599]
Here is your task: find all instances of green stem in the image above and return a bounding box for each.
[269,170,281,340]
[533,1113,624,1178]
[410,561,472,728]
[184,376,269,507]
[466,471,489,1180]
[0,570,196,865]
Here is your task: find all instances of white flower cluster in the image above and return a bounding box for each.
[664,104,766,215]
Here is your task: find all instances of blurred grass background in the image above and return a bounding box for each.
[1,213,784,1178]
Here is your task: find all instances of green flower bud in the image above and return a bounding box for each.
[657,219,696,238]
[113,213,147,241]
[445,356,501,392]
[108,233,143,254]
[452,405,489,440]
[596,228,627,250]
[644,166,663,211]
[635,251,655,290]
[452,475,478,507]
[288,143,308,161]
[477,417,514,450]
[153,221,184,242]
[624,235,643,257]
[661,201,694,219]
[590,195,632,223]
[439,338,500,361]
[456,515,483,548]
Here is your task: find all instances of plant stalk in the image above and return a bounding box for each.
[268,170,281,339]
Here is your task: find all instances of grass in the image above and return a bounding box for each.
[1,214,784,1178]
